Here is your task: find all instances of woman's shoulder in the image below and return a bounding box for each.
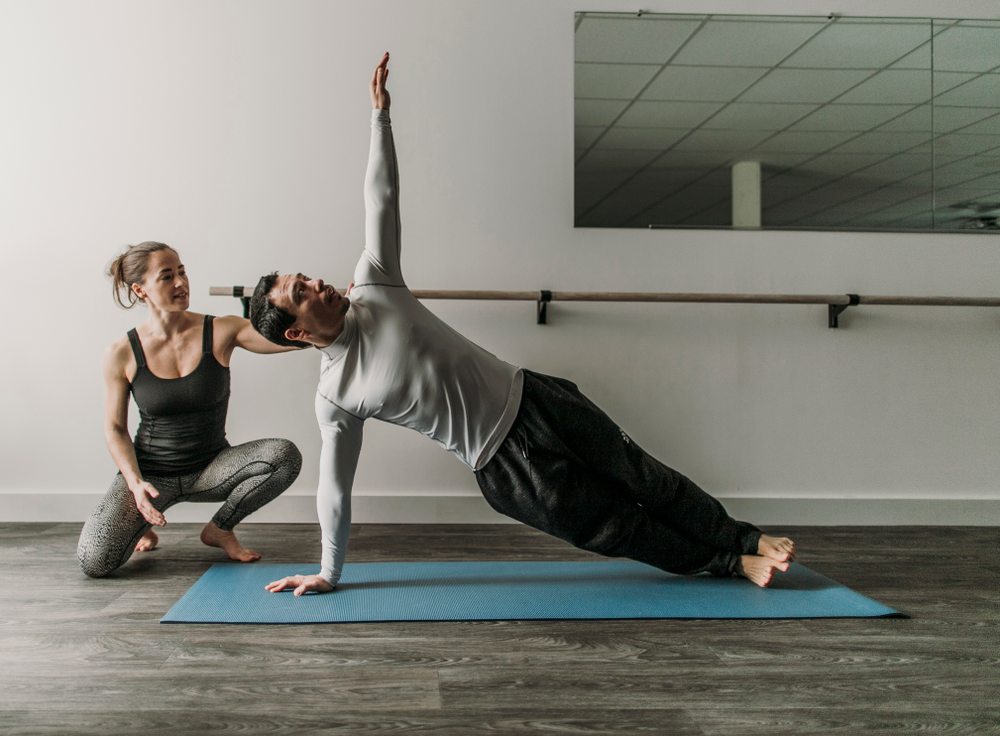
[106,333,131,355]
[210,313,248,338]
[210,313,245,327]
[103,335,134,374]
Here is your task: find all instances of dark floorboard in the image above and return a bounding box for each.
[0,523,998,735]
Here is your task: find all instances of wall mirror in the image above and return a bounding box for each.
[574,12,1000,231]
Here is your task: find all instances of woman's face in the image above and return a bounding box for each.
[133,249,189,312]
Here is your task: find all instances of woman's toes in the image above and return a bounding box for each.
[135,530,158,552]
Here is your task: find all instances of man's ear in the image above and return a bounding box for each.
[285,326,309,344]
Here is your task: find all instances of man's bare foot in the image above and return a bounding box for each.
[736,555,790,588]
[758,534,796,562]
[135,529,158,552]
[199,522,262,562]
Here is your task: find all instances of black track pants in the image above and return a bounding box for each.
[476,370,760,576]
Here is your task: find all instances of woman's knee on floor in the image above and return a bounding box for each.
[76,494,148,579]
[78,550,117,578]
[77,533,129,578]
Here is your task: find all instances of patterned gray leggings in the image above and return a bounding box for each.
[77,438,302,578]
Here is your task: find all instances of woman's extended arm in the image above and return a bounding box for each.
[102,341,166,526]
[217,315,304,356]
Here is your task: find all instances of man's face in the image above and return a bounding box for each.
[271,272,350,345]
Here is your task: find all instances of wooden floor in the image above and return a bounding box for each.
[0,523,998,735]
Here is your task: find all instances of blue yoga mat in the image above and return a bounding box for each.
[161,560,901,623]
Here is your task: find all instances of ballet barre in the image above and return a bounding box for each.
[209,286,1000,329]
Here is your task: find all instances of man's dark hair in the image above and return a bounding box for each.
[249,272,310,348]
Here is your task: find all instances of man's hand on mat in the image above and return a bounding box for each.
[131,481,166,526]
[371,51,390,109]
[264,574,335,596]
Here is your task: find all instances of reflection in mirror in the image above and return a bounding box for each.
[574,13,1000,232]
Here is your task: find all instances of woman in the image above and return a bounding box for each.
[78,241,303,577]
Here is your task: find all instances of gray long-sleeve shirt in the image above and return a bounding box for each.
[313,109,523,585]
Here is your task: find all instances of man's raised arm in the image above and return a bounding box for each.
[362,51,402,285]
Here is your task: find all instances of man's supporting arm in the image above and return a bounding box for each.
[315,393,365,586]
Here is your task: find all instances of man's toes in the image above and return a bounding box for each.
[763,547,790,563]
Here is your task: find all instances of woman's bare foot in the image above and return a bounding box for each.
[199,522,262,562]
[736,555,790,588]
[135,529,158,552]
[758,534,796,562]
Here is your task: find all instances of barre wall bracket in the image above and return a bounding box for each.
[828,294,860,329]
[537,290,552,325]
[229,286,251,318]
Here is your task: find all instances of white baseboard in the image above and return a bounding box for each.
[1,492,998,525]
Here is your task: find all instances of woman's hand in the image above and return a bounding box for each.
[131,481,166,526]
[370,52,390,110]
[264,574,335,596]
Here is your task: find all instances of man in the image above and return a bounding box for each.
[251,53,796,597]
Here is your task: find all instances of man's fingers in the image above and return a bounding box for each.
[265,575,331,597]
[265,576,291,592]
[265,576,303,592]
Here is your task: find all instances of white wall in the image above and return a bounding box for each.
[2,0,998,524]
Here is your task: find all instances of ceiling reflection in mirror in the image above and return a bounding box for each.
[574,13,1000,231]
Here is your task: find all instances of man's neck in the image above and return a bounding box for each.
[312,319,346,349]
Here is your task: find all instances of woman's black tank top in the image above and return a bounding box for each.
[127,315,231,476]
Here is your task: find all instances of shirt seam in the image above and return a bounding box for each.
[352,282,407,290]
[316,391,365,422]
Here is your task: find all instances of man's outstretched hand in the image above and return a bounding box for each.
[371,51,390,110]
[264,574,335,596]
